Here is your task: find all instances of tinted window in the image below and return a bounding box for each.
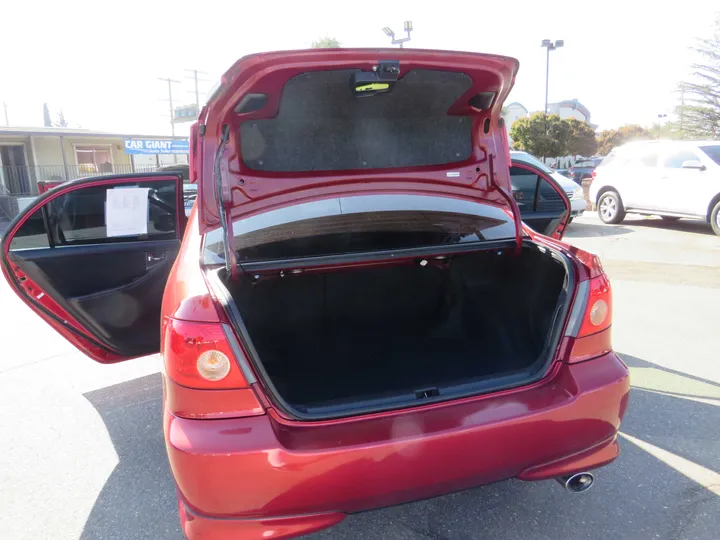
[510,166,539,213]
[8,210,50,250]
[663,150,699,168]
[46,180,177,245]
[537,179,566,212]
[700,146,720,166]
[203,195,517,263]
[509,167,566,214]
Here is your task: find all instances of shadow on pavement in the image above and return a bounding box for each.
[80,373,182,540]
[621,216,715,236]
[565,220,634,239]
[309,352,720,540]
[79,356,720,540]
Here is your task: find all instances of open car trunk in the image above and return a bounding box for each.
[220,244,571,419]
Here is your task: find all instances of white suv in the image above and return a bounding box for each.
[589,140,720,235]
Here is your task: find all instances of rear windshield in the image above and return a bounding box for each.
[203,195,516,264]
[700,145,720,166]
[239,69,473,172]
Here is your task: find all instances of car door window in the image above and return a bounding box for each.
[41,180,178,246]
[663,150,700,168]
[509,166,538,212]
[510,166,566,212]
[639,151,658,168]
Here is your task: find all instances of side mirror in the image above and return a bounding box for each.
[682,160,706,170]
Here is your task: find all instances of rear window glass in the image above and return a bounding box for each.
[700,145,720,166]
[239,69,473,172]
[203,195,517,263]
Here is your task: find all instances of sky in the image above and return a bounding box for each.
[1,0,718,137]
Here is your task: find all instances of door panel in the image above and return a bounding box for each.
[656,149,707,215]
[1,173,184,363]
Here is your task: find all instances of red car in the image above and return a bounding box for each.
[1,49,628,539]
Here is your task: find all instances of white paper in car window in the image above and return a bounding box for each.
[105,187,150,237]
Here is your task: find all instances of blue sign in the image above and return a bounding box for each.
[124,139,189,155]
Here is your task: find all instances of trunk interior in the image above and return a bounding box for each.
[225,245,570,417]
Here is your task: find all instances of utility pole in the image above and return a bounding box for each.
[185,69,208,110]
[541,39,564,114]
[159,77,181,163]
[2,102,8,126]
[159,77,181,135]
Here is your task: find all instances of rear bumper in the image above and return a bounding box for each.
[166,352,629,539]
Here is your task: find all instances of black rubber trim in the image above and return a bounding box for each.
[229,238,525,273]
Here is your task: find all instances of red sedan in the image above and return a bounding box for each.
[1,49,628,539]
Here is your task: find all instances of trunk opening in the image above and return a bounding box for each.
[213,242,572,419]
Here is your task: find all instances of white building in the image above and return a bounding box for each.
[546,99,596,128]
[502,102,529,129]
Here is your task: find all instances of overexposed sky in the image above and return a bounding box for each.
[1,0,717,136]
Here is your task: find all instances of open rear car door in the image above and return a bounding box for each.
[510,162,571,239]
[0,173,184,362]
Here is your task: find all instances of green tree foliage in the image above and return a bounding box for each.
[677,17,720,139]
[54,110,69,128]
[510,113,599,158]
[510,113,570,158]
[596,124,652,155]
[565,118,598,156]
[311,36,341,48]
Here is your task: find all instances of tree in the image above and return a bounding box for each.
[677,17,720,139]
[54,110,69,128]
[510,113,570,158]
[311,36,341,48]
[43,103,52,127]
[565,118,598,156]
[596,124,652,155]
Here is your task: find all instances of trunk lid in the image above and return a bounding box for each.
[194,49,521,242]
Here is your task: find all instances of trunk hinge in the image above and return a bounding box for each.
[214,124,239,280]
[488,153,523,255]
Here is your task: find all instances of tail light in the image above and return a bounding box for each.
[565,273,613,363]
[162,318,264,418]
[591,169,597,180]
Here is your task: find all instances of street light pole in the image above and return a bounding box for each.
[541,39,564,114]
[382,21,413,48]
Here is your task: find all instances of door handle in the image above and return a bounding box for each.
[146,252,167,268]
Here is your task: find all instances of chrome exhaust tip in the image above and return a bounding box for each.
[556,472,595,493]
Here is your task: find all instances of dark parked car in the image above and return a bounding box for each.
[1,49,628,540]
[570,157,603,184]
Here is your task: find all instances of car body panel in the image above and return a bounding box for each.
[166,352,628,526]
[196,49,520,238]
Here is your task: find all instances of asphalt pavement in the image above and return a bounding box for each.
[0,212,718,540]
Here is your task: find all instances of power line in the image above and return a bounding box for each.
[184,69,209,109]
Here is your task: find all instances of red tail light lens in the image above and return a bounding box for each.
[591,169,597,180]
[567,273,613,363]
[163,318,250,389]
[162,318,264,419]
